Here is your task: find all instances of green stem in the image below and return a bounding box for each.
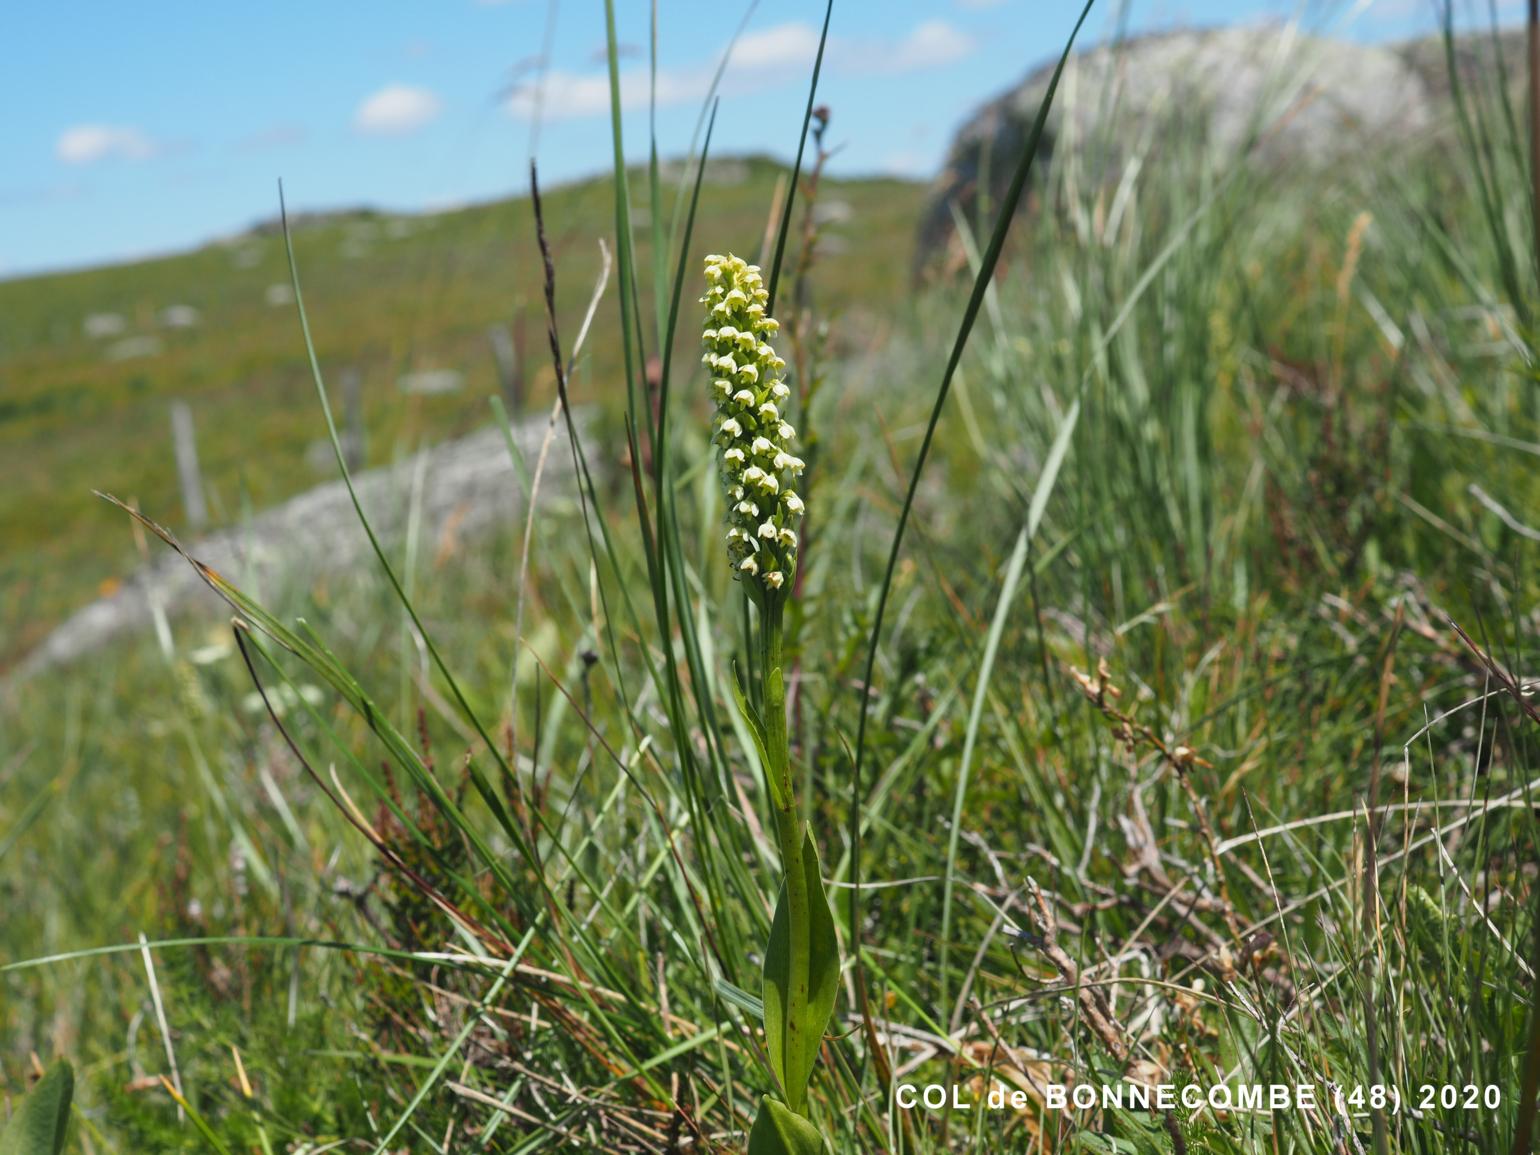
[762,597,813,1116]
[761,598,790,805]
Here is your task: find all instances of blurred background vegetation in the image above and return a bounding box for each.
[0,158,920,664]
[4,8,1540,1154]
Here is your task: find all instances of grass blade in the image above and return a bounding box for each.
[939,399,1079,1012]
[846,0,1096,971]
[765,0,833,314]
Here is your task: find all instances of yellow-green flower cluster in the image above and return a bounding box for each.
[701,253,804,594]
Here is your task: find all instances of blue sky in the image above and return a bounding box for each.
[0,0,1497,278]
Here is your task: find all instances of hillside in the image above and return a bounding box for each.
[0,156,925,666]
[6,14,1540,1153]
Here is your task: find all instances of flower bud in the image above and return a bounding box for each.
[703,253,807,595]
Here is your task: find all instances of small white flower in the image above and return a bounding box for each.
[705,252,803,590]
[701,352,716,368]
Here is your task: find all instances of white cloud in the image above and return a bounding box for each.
[731,23,823,71]
[354,85,443,135]
[56,125,161,164]
[510,26,816,122]
[510,71,623,121]
[509,19,974,123]
[886,21,974,72]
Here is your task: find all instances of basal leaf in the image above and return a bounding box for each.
[0,1061,72,1155]
[746,1095,825,1155]
[763,828,839,1112]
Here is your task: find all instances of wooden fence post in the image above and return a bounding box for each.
[170,401,208,531]
[488,313,526,413]
[340,366,365,471]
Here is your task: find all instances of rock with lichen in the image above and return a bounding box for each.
[916,24,1444,277]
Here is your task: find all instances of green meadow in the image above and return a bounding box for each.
[3,11,1540,1154]
[0,158,921,664]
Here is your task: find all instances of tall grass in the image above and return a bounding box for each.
[4,6,1540,1154]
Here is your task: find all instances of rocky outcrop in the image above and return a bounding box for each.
[1394,27,1525,104]
[10,410,587,679]
[916,23,1506,274]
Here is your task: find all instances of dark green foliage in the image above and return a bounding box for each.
[4,11,1540,1153]
[0,1062,72,1155]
